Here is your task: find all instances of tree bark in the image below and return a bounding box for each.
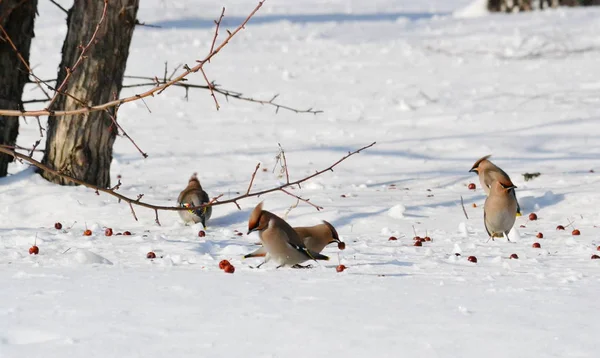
[0,0,37,177]
[41,0,139,188]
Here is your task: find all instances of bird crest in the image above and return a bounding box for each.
[470,154,492,172]
[248,201,264,232]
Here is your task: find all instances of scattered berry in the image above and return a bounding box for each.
[423,236,432,242]
[597,246,600,251]
[532,242,541,248]
[528,213,538,221]
[556,225,565,230]
[236,232,243,236]
[198,230,206,237]
[146,252,156,259]
[472,203,477,208]
[413,240,422,247]
[116,232,123,236]
[536,232,544,239]
[388,236,398,241]
[337,242,346,250]
[592,255,600,260]
[510,253,519,259]
[455,253,461,256]
[468,183,476,190]
[520,225,526,228]
[29,245,39,255]
[54,222,62,230]
[105,228,113,236]
[219,260,231,270]
[467,256,477,263]
[336,264,346,272]
[123,231,132,236]
[83,229,92,236]
[340,194,347,198]
[413,236,422,241]
[223,264,235,273]
[572,229,581,236]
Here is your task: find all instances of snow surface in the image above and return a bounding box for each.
[2,0,600,357]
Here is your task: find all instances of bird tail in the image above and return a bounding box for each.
[307,251,329,261]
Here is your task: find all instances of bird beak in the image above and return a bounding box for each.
[247,228,257,235]
[469,168,477,173]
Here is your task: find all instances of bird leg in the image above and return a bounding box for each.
[291,264,313,269]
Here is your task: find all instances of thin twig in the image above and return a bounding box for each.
[278,143,290,184]
[49,0,68,14]
[45,0,109,112]
[460,195,469,220]
[246,163,261,195]
[0,142,376,220]
[208,8,226,62]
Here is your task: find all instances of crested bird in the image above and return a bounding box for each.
[470,155,521,216]
[245,202,329,268]
[484,180,518,242]
[177,173,212,228]
[244,220,344,259]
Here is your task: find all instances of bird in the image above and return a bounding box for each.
[244,220,344,259]
[177,173,212,228]
[245,202,329,268]
[294,221,343,253]
[484,179,518,241]
[470,155,521,216]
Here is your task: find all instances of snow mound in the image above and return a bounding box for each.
[454,0,489,18]
[388,204,406,219]
[66,249,113,265]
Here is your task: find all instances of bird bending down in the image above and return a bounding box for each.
[470,155,521,216]
[244,220,344,260]
[245,202,329,268]
[177,173,212,229]
[484,180,518,242]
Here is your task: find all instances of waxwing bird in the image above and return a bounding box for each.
[245,202,329,268]
[294,220,343,254]
[484,180,518,241]
[470,155,521,216]
[177,173,212,228]
[244,220,343,259]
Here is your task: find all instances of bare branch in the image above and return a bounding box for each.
[246,163,261,195]
[0,142,376,220]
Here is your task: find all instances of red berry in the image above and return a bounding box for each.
[572,229,581,236]
[388,236,398,241]
[413,240,422,247]
[472,203,477,208]
[105,228,113,236]
[29,245,39,255]
[536,232,543,239]
[528,213,538,221]
[597,246,600,251]
[468,183,476,190]
[236,232,243,236]
[556,225,565,230]
[123,231,131,236]
[591,255,600,260]
[510,253,519,259]
[146,252,156,259]
[413,236,422,241]
[336,264,346,272]
[424,236,431,241]
[198,230,206,237]
[467,256,477,263]
[219,260,231,270]
[520,225,526,228]
[83,229,92,236]
[337,242,346,250]
[54,222,62,230]
[223,264,235,273]
[532,242,541,248]
[340,194,347,198]
[455,253,461,256]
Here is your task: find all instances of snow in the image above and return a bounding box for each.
[2,0,600,357]
[454,0,489,18]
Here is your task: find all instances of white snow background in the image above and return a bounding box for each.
[1,0,600,357]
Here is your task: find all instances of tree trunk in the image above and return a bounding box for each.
[0,0,37,177]
[41,0,138,188]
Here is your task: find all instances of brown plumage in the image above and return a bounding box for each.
[484,180,518,241]
[245,220,343,258]
[470,155,521,215]
[245,202,329,268]
[177,173,212,228]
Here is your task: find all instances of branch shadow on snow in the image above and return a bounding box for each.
[152,12,447,29]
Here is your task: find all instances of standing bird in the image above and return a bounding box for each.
[177,173,212,228]
[484,180,518,241]
[245,202,329,268]
[244,220,344,259]
[470,155,521,216]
